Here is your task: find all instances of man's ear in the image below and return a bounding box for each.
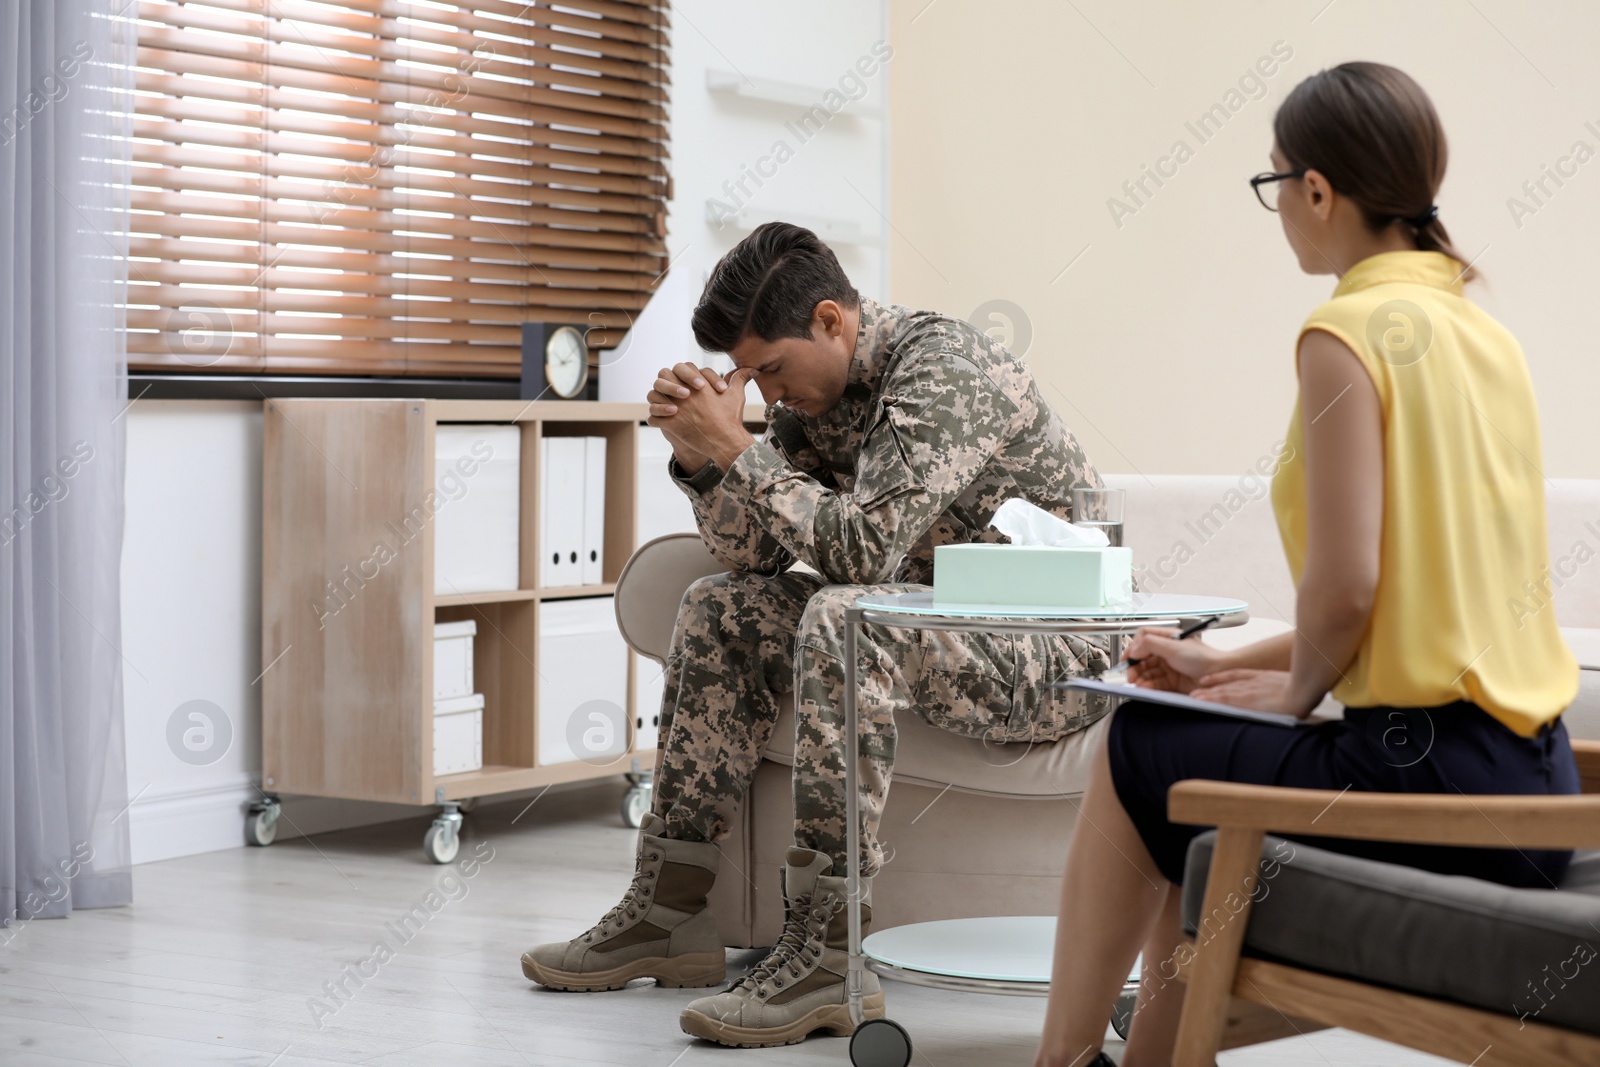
[813,300,844,339]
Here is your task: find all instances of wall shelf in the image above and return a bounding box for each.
[705,68,883,119]
[707,203,883,248]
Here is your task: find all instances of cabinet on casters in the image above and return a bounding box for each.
[259,399,666,862]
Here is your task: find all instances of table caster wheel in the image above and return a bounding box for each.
[246,796,280,846]
[620,782,651,828]
[850,1018,912,1067]
[456,796,479,814]
[1112,989,1138,1039]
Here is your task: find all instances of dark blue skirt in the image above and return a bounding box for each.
[1106,699,1579,888]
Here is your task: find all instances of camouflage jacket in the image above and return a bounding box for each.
[671,297,1103,585]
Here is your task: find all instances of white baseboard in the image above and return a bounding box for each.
[127,774,419,865]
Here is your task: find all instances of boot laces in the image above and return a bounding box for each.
[581,847,659,942]
[733,890,834,991]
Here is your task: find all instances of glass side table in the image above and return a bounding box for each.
[840,591,1250,1067]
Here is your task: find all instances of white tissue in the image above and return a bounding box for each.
[990,498,1110,548]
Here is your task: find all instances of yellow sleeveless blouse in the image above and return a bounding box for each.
[1270,251,1577,736]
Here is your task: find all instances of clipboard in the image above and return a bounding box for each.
[1058,677,1310,728]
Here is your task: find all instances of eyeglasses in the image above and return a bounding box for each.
[1250,169,1306,212]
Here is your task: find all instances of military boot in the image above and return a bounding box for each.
[521,813,725,991]
[678,846,883,1047]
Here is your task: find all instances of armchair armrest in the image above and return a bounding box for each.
[1169,781,1600,850]
[613,533,727,664]
[1171,738,1600,851]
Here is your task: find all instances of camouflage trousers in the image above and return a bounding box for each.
[650,570,1112,878]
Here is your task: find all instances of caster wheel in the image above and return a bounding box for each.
[246,797,280,847]
[620,784,650,828]
[850,1018,912,1067]
[456,796,479,814]
[246,809,278,847]
[1111,989,1138,1039]
[424,821,460,864]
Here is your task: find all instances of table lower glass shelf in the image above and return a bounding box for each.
[862,916,1141,998]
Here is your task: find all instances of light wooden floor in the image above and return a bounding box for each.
[1,782,1459,1066]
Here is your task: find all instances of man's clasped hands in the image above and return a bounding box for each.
[645,362,758,475]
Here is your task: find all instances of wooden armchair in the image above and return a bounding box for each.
[1167,740,1600,1067]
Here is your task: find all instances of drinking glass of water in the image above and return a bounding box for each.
[1071,487,1125,548]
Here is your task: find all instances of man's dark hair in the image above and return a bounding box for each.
[691,222,860,353]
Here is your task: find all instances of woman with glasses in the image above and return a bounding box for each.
[1032,62,1580,1067]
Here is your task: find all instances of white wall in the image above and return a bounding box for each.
[664,0,891,346]
[886,0,1600,478]
[121,401,262,862]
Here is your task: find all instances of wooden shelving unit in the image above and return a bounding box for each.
[259,398,660,859]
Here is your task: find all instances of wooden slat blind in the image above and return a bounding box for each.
[127,0,670,378]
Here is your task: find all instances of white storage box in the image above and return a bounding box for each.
[435,424,521,595]
[433,692,484,776]
[433,619,476,702]
[537,597,629,765]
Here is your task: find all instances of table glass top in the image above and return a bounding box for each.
[856,590,1249,621]
[864,917,1143,984]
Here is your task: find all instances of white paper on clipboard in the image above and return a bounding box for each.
[1059,678,1310,728]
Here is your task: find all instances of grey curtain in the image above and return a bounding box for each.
[0,0,134,925]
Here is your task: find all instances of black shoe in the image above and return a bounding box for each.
[1087,1054,1117,1067]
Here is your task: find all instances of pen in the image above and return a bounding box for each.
[1106,615,1219,675]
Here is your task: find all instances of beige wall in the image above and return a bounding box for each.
[887,0,1600,477]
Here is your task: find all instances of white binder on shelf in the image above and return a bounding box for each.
[581,436,607,585]
[539,436,585,588]
[634,653,663,751]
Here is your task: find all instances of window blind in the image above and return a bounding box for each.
[127,0,670,378]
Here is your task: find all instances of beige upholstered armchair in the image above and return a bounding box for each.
[613,533,1109,948]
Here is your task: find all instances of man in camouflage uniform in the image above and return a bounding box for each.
[523,222,1110,1048]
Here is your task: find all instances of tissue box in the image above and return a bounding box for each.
[934,544,1134,609]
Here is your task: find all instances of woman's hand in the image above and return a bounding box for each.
[1124,629,1229,693]
[1189,668,1303,716]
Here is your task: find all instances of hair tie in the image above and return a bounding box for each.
[1406,205,1439,228]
